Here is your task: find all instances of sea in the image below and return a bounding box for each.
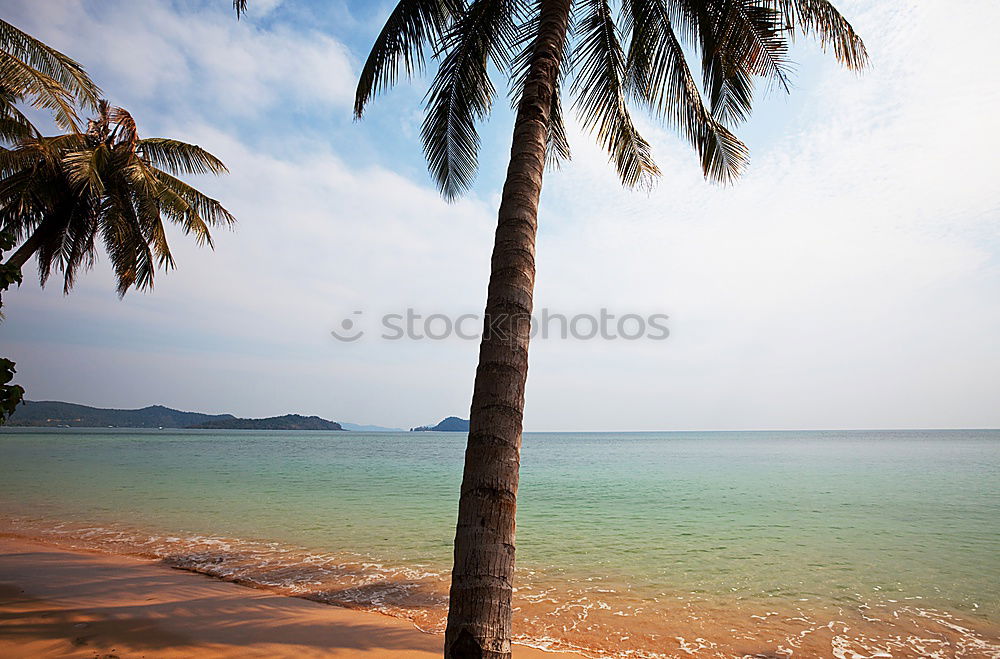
[1,428,998,658]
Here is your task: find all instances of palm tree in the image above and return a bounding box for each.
[0,18,100,425]
[0,101,235,295]
[239,1,866,656]
[0,18,101,143]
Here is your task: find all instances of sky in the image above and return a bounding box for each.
[1,0,998,431]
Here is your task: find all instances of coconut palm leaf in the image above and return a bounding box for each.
[100,187,155,295]
[0,19,100,137]
[152,170,236,228]
[137,138,229,176]
[52,195,98,293]
[0,53,81,133]
[545,77,571,168]
[0,95,35,143]
[0,134,83,178]
[61,144,110,196]
[622,0,747,182]
[773,0,867,68]
[0,167,47,237]
[665,2,748,124]
[354,0,461,118]
[571,0,660,188]
[421,0,523,199]
[0,19,99,111]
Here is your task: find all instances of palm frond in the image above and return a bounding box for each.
[156,186,216,249]
[0,96,36,143]
[33,202,67,289]
[234,0,249,19]
[0,18,100,111]
[100,188,155,296]
[773,0,868,69]
[108,106,138,146]
[354,0,461,118]
[61,145,109,196]
[131,177,173,270]
[671,0,790,125]
[54,197,98,293]
[0,168,47,237]
[421,0,522,200]
[0,53,83,132]
[153,169,236,229]
[0,144,38,176]
[718,1,792,91]
[571,0,660,188]
[137,138,229,176]
[622,0,747,183]
[28,188,93,292]
[546,76,571,168]
[0,134,84,176]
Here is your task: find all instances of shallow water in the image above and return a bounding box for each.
[1,428,998,657]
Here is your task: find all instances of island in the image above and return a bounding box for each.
[188,414,343,431]
[411,416,470,432]
[5,401,343,430]
[5,401,236,428]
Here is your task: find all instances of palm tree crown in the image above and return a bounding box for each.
[347,0,866,198]
[0,101,235,295]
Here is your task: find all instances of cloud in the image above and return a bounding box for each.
[2,0,998,430]
[522,0,1000,429]
[2,0,355,118]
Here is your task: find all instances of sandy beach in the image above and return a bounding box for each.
[0,536,582,658]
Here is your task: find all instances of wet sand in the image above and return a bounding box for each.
[0,536,583,658]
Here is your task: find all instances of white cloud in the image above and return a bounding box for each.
[523,0,1000,429]
[2,0,355,118]
[3,0,999,430]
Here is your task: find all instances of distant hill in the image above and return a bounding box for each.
[189,414,343,431]
[339,422,404,432]
[411,416,469,432]
[5,401,343,431]
[6,401,235,428]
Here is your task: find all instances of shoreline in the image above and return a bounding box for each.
[0,536,585,658]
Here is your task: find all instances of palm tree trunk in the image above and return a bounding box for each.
[444,1,572,658]
[3,229,44,271]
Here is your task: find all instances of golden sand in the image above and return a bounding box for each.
[0,536,582,658]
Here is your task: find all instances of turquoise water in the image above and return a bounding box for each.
[1,428,998,657]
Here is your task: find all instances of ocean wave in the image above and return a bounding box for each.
[1,515,998,659]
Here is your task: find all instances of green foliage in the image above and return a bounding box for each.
[0,101,236,296]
